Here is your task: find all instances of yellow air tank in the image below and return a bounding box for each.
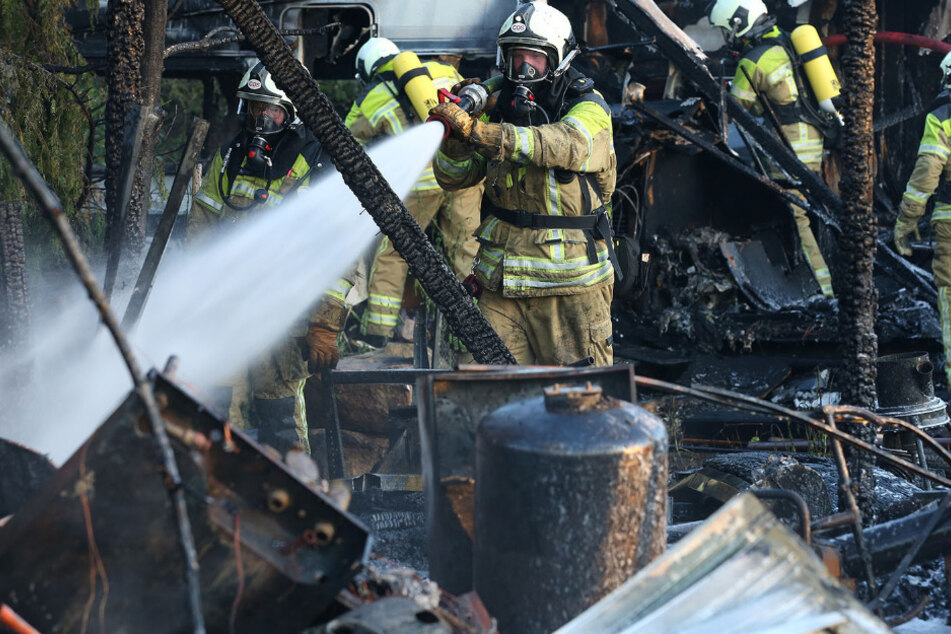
[791,24,841,114]
[392,51,439,122]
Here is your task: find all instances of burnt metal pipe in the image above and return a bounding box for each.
[634,376,951,488]
[830,405,951,469]
[825,31,951,54]
[749,488,811,546]
[868,491,951,612]
[826,411,877,598]
[834,498,951,581]
[811,510,858,534]
[0,117,206,633]
[213,0,515,365]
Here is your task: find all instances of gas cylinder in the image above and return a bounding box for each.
[392,51,439,122]
[790,24,841,114]
[473,383,668,634]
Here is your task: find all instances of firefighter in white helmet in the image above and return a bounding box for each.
[894,51,951,385]
[347,36,483,349]
[429,2,617,366]
[187,60,352,456]
[708,0,835,297]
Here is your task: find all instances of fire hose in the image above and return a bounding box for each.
[824,31,951,55]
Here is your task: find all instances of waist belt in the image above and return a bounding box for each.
[487,203,623,281]
[488,205,602,229]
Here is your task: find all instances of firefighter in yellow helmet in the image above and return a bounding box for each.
[187,60,352,456]
[893,51,951,386]
[346,37,483,348]
[708,0,835,297]
[429,2,617,366]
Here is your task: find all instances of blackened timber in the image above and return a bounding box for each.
[834,500,951,579]
[838,0,879,524]
[610,0,936,303]
[630,102,823,213]
[611,0,839,212]
[214,0,516,366]
[122,118,209,331]
[103,0,144,282]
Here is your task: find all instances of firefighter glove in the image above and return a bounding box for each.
[304,324,339,372]
[430,102,474,141]
[892,214,920,257]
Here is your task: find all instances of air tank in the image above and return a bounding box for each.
[473,383,668,634]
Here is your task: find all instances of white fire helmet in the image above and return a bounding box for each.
[355,37,400,82]
[497,2,577,85]
[236,61,296,134]
[707,0,770,46]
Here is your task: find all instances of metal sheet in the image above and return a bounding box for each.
[555,493,891,634]
[720,239,819,310]
[0,372,371,633]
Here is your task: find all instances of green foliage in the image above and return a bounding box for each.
[318,79,361,117]
[0,0,99,265]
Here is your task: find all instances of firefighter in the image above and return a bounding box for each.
[346,37,483,348]
[187,60,350,456]
[893,51,951,385]
[429,2,617,366]
[707,0,835,297]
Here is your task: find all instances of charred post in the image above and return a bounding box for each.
[0,202,29,355]
[214,0,516,365]
[0,202,31,416]
[838,0,879,522]
[125,0,170,257]
[104,0,144,263]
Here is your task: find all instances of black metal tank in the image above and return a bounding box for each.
[473,383,668,634]
[876,351,950,475]
[876,351,949,431]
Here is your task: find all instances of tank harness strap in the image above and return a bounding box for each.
[581,173,622,281]
[376,70,420,124]
[772,102,802,126]
[395,66,432,94]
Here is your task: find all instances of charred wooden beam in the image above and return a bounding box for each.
[838,0,879,524]
[213,0,515,365]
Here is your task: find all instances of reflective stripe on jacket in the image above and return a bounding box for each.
[433,88,617,298]
[345,60,463,192]
[900,96,951,222]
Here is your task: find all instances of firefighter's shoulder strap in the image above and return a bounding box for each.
[274,126,325,196]
[374,70,422,124]
[222,130,247,186]
[769,30,842,143]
